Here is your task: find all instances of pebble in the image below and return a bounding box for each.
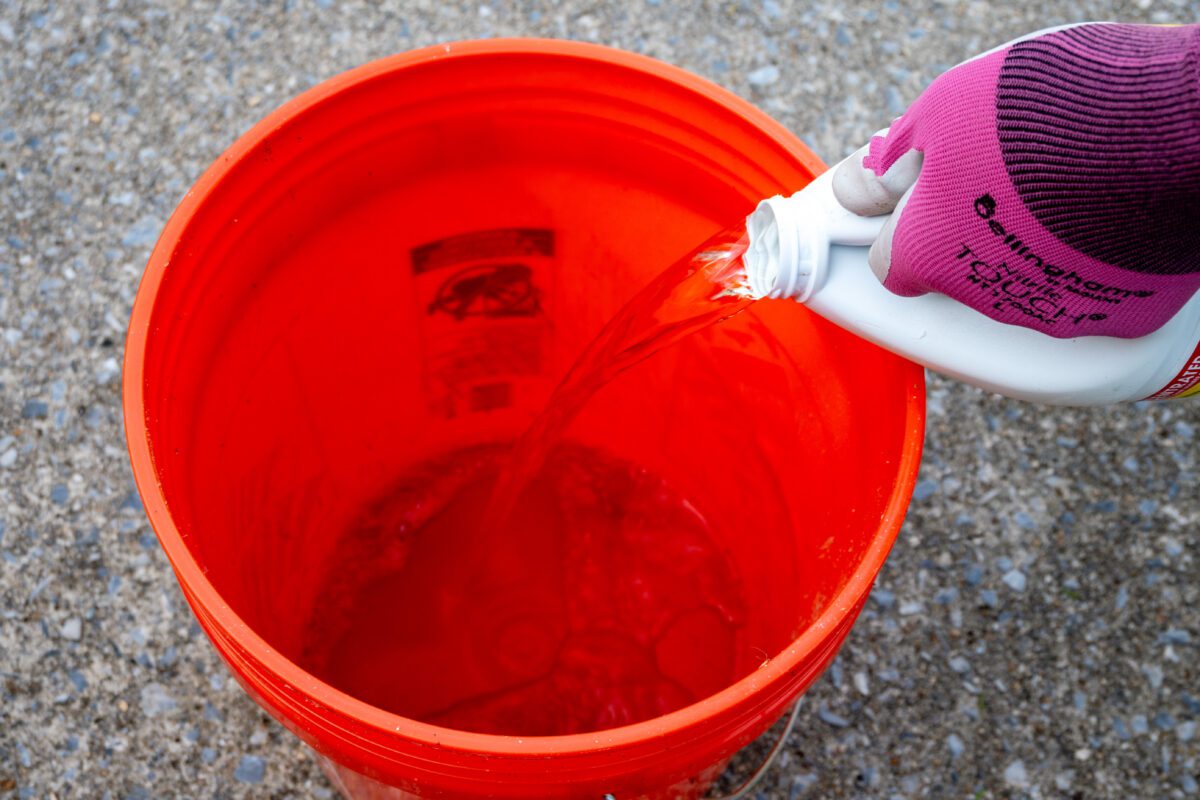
[1158,629,1191,645]
[747,65,781,86]
[122,215,162,248]
[818,706,850,728]
[948,656,970,674]
[61,617,82,640]
[912,479,937,501]
[68,670,88,691]
[1153,712,1175,731]
[853,671,869,696]
[1130,714,1149,735]
[898,601,924,616]
[871,588,895,609]
[946,733,964,758]
[21,399,48,419]
[139,683,178,718]
[1113,717,1131,740]
[1142,663,1165,690]
[790,773,818,795]
[1178,721,1197,743]
[95,357,120,385]
[1003,760,1029,789]
[1001,569,1027,592]
[234,754,266,784]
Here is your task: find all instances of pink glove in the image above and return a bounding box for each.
[833,23,1200,339]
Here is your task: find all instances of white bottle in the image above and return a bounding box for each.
[743,160,1200,406]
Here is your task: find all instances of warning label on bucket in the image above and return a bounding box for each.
[411,229,554,418]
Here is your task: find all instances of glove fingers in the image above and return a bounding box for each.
[832,142,923,217]
[867,180,918,288]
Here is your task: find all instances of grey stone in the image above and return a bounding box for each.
[20,400,48,419]
[817,706,850,728]
[1002,569,1027,592]
[1004,760,1030,789]
[122,216,163,248]
[234,754,266,784]
[912,479,937,501]
[1158,628,1191,644]
[747,65,781,86]
[1113,717,1131,740]
[139,683,178,718]
[60,617,82,641]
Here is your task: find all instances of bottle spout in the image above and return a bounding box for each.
[744,193,828,302]
[744,162,890,301]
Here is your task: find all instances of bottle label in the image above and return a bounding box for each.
[1145,340,1200,400]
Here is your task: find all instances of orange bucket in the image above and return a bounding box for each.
[124,40,924,799]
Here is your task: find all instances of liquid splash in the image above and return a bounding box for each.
[486,227,755,524]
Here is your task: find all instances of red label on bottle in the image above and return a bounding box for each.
[1145,339,1200,400]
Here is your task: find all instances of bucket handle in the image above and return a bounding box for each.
[604,698,803,800]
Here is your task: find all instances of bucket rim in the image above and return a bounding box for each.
[123,36,924,759]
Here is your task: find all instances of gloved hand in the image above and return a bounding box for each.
[833,23,1200,339]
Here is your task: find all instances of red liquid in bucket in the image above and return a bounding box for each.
[124,41,925,799]
[302,444,747,736]
[299,227,757,738]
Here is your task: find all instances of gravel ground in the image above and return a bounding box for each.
[2,1,1199,798]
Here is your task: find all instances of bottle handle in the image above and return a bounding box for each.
[811,164,890,248]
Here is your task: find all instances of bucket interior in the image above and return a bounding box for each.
[137,49,918,740]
